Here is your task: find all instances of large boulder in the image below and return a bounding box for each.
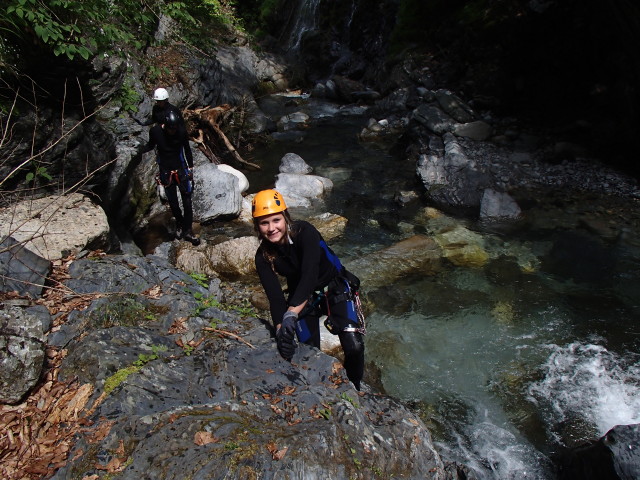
[416,133,490,212]
[203,236,259,279]
[0,193,110,261]
[193,163,244,222]
[0,305,47,404]
[44,254,453,480]
[275,173,333,206]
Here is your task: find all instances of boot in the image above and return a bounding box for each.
[183,231,200,246]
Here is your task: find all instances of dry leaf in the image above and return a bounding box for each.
[194,431,219,445]
[266,442,288,460]
[282,386,296,395]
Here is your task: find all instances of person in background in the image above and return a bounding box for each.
[142,110,200,246]
[134,87,184,127]
[252,189,365,390]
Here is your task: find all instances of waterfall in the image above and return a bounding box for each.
[284,0,321,52]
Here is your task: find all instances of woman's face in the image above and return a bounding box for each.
[257,213,287,244]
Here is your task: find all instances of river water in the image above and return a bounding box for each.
[241,94,640,479]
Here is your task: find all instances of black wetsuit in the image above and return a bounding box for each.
[143,124,194,234]
[255,220,365,389]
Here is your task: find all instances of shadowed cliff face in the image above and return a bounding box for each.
[265,0,640,177]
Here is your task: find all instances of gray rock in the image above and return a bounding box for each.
[453,120,493,141]
[416,133,490,211]
[277,111,310,131]
[556,423,640,480]
[480,189,522,220]
[0,193,111,261]
[279,152,313,174]
[44,254,451,480]
[412,104,457,134]
[193,163,244,222]
[435,89,476,123]
[0,305,46,404]
[0,236,51,298]
[275,172,334,203]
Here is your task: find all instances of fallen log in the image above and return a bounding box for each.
[184,106,260,170]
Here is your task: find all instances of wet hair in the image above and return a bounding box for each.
[254,210,295,272]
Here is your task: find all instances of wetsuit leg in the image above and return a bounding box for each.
[177,179,193,232]
[325,294,365,390]
[338,331,364,390]
[163,181,184,227]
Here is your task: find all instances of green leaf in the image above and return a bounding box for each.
[25,172,34,182]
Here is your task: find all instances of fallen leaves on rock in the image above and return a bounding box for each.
[0,348,108,480]
[194,431,220,446]
[0,251,116,480]
[266,442,288,460]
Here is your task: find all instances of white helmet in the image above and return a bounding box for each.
[153,87,169,101]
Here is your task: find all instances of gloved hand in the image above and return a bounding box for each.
[130,114,144,126]
[276,311,297,360]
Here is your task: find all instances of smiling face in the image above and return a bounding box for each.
[257,212,287,244]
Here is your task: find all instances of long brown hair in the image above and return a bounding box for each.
[253,210,295,271]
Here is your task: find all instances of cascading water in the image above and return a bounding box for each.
[241,92,640,480]
[283,0,321,52]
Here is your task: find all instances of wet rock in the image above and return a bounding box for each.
[432,224,489,268]
[277,111,310,131]
[556,423,640,480]
[346,235,442,290]
[480,189,522,220]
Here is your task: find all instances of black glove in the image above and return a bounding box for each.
[276,311,297,360]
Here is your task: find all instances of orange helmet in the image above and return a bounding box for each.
[252,189,287,217]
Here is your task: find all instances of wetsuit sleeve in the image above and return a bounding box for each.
[255,251,288,326]
[288,224,323,308]
[141,127,158,154]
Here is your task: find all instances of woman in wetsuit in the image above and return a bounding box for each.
[252,189,365,390]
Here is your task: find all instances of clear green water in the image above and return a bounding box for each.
[244,95,640,479]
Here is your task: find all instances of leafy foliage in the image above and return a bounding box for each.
[0,0,233,69]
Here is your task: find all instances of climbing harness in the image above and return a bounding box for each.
[317,240,366,335]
